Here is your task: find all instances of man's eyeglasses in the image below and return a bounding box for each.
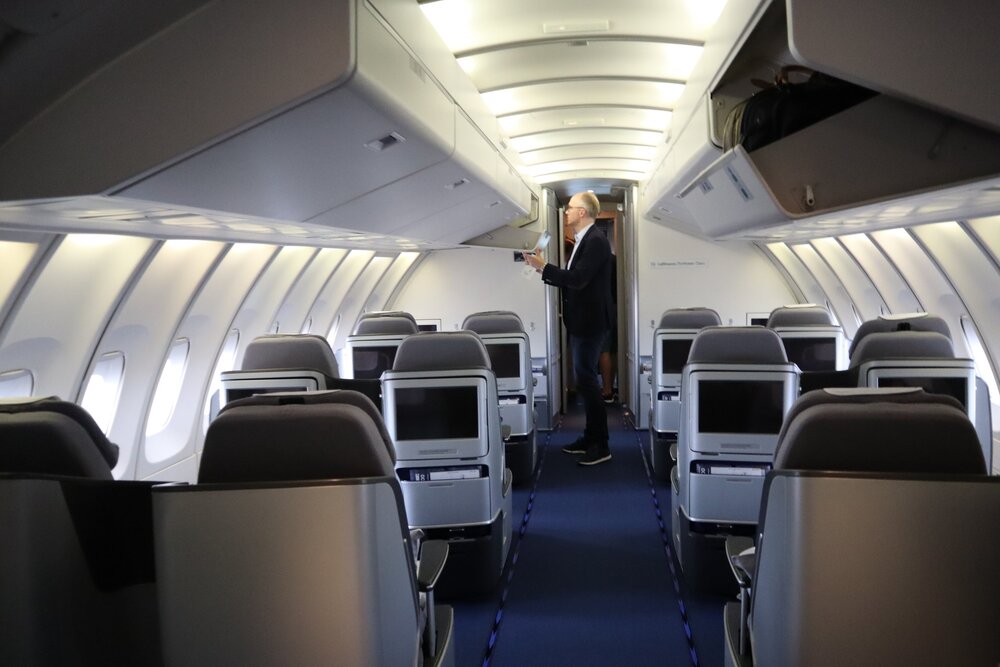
[566,206,585,212]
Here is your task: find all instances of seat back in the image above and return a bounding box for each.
[0,398,159,666]
[678,327,799,525]
[462,310,532,418]
[382,331,508,527]
[848,312,951,358]
[156,393,425,666]
[849,330,988,462]
[0,396,118,478]
[751,389,996,665]
[767,305,844,373]
[650,308,722,435]
[343,314,419,380]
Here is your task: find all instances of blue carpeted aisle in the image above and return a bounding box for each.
[449,404,727,666]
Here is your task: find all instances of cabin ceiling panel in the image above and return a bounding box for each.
[418,0,721,55]
[528,158,650,179]
[763,243,834,316]
[460,41,702,93]
[509,128,662,153]
[482,80,682,118]
[520,144,657,166]
[535,171,646,186]
[500,108,670,139]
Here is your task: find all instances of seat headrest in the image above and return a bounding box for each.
[849,313,951,357]
[240,334,339,378]
[218,389,394,463]
[687,326,788,364]
[766,305,833,328]
[773,388,985,474]
[462,311,524,335]
[849,331,954,368]
[353,316,419,336]
[0,396,118,478]
[392,331,491,372]
[657,307,721,330]
[199,398,394,483]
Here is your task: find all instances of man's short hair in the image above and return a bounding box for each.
[574,191,601,219]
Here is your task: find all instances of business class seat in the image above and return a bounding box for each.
[848,311,952,358]
[155,390,454,667]
[649,307,721,480]
[723,388,998,667]
[765,305,845,382]
[462,310,536,483]
[849,329,992,468]
[0,397,160,666]
[220,333,381,411]
[343,311,419,380]
[675,326,799,593]
[383,331,513,597]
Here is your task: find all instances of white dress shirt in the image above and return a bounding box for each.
[566,222,594,269]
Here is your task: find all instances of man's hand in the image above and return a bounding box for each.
[522,250,545,273]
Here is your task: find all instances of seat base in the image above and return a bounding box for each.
[427,512,505,599]
[428,605,456,667]
[505,433,536,485]
[677,512,750,596]
[723,600,751,667]
[650,430,676,481]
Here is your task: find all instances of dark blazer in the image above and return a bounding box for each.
[542,225,614,337]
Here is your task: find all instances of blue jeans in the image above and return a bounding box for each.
[571,331,609,448]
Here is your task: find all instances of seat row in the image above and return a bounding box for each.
[218,310,537,596]
[647,307,993,591]
[0,392,455,666]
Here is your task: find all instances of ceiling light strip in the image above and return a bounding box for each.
[507,125,665,139]
[478,75,687,95]
[518,141,660,155]
[453,34,706,60]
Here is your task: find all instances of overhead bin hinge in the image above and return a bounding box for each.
[364,132,406,152]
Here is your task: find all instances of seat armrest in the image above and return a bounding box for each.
[417,540,449,592]
[726,536,755,588]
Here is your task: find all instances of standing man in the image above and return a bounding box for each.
[524,191,614,465]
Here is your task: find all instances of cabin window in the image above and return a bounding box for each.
[146,338,190,436]
[80,352,126,434]
[960,317,1000,409]
[0,368,34,399]
[202,329,240,430]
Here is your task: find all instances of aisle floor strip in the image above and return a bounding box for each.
[626,411,702,667]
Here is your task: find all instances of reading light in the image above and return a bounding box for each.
[364,132,406,152]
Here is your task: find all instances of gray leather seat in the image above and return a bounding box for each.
[156,390,454,667]
[462,311,536,483]
[765,304,833,328]
[766,305,843,374]
[675,326,799,593]
[241,333,340,377]
[345,312,419,380]
[724,388,997,667]
[0,397,159,666]
[383,331,513,597]
[848,312,951,358]
[649,308,722,479]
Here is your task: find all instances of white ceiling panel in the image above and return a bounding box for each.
[520,144,657,166]
[499,107,670,138]
[419,0,724,54]
[460,41,703,92]
[509,128,663,153]
[482,80,684,117]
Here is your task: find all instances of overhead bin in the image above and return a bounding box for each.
[643,0,1000,239]
[0,0,533,243]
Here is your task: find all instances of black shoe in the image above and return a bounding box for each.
[561,437,590,455]
[577,447,612,466]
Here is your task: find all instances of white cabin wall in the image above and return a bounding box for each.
[635,222,796,352]
[389,247,548,354]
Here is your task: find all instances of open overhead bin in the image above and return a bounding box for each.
[643,0,1000,239]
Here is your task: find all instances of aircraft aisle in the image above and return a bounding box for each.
[450,405,727,666]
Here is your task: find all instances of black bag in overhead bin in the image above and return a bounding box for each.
[725,65,877,152]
